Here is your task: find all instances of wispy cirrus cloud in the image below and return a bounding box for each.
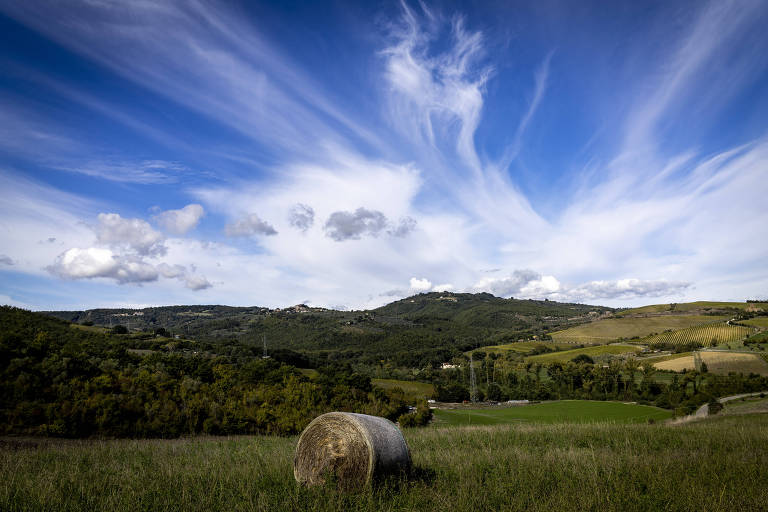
[381,3,548,240]
[0,1,386,160]
[60,160,191,185]
[621,0,766,157]
[1,1,767,310]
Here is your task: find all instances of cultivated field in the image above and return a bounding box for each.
[653,351,768,376]
[432,401,672,425]
[525,344,641,363]
[372,379,435,399]
[642,323,752,349]
[2,415,766,511]
[478,341,575,354]
[549,315,721,344]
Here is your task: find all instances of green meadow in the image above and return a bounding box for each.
[477,341,575,354]
[525,344,642,363]
[2,413,766,512]
[372,379,435,399]
[432,401,672,426]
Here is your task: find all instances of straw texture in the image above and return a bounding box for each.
[293,412,411,490]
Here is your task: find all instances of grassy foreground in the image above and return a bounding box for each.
[2,415,767,511]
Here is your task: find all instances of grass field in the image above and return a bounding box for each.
[549,315,721,344]
[525,344,642,363]
[372,379,435,399]
[477,341,575,354]
[721,396,768,415]
[432,401,672,425]
[2,414,766,511]
[743,317,768,329]
[653,351,768,376]
[642,323,753,349]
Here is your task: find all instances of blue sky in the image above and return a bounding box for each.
[1,0,767,310]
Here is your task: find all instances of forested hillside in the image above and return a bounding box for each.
[45,292,611,368]
[0,306,411,438]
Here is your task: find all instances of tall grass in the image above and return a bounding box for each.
[2,415,767,511]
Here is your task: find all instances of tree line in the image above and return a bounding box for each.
[430,352,768,415]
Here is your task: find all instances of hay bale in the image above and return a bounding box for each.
[293,412,411,490]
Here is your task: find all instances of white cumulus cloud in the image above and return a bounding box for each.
[47,247,158,284]
[153,204,204,235]
[96,213,166,256]
[409,277,432,292]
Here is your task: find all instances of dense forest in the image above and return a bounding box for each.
[0,307,418,438]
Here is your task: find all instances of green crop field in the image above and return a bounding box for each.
[525,344,642,363]
[4,414,765,511]
[477,341,575,354]
[549,315,721,344]
[372,379,435,399]
[433,401,672,425]
[642,323,752,349]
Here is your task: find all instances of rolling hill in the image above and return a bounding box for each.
[43,293,612,367]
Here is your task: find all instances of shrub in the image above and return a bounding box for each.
[572,354,594,364]
[398,401,433,428]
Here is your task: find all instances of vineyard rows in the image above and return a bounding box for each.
[642,323,753,349]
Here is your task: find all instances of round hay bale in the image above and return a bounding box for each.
[293,412,411,490]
